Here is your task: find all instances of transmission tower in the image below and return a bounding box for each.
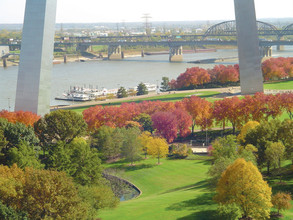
[142,13,152,36]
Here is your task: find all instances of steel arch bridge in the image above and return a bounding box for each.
[203,20,280,39]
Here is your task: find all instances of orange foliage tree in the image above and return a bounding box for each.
[182,96,213,134]
[208,64,239,83]
[0,110,40,127]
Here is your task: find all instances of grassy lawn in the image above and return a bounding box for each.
[98,158,293,220]
[71,91,220,114]
[99,158,217,220]
[264,80,293,90]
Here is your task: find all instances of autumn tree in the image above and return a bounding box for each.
[175,67,210,89]
[138,131,152,159]
[209,64,239,84]
[237,121,260,144]
[272,192,292,215]
[213,97,243,134]
[280,92,293,120]
[0,164,88,219]
[214,158,272,219]
[182,96,213,134]
[147,137,169,164]
[0,110,40,127]
[151,111,178,143]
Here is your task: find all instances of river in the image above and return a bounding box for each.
[0,47,292,111]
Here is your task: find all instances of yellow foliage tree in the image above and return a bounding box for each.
[138,131,153,159]
[214,158,272,219]
[272,192,292,215]
[237,121,260,144]
[147,137,169,164]
[0,164,87,219]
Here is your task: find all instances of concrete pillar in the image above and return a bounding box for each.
[2,58,7,68]
[234,0,264,95]
[277,36,284,51]
[64,55,67,63]
[108,45,123,60]
[141,49,144,57]
[169,46,183,62]
[15,0,57,115]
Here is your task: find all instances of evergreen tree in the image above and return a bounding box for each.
[136,83,148,96]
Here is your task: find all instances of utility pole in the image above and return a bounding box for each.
[142,13,152,36]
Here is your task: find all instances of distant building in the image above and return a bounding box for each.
[0,46,9,56]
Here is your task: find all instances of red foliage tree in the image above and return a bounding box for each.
[208,64,239,83]
[175,67,210,89]
[172,108,192,138]
[261,57,293,81]
[280,92,293,119]
[151,111,178,143]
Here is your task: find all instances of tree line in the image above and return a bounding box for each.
[167,58,293,90]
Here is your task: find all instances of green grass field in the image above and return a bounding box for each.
[264,80,293,90]
[71,91,220,114]
[98,158,293,220]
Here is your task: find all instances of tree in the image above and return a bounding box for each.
[160,76,170,91]
[0,201,29,220]
[120,127,142,165]
[272,192,292,215]
[7,141,43,169]
[265,142,285,171]
[34,110,87,146]
[117,86,128,98]
[244,119,282,167]
[208,135,257,185]
[138,131,152,159]
[151,111,178,143]
[0,164,87,219]
[175,67,210,89]
[172,108,192,138]
[133,113,153,133]
[147,137,169,164]
[92,126,123,160]
[237,121,260,144]
[213,97,243,134]
[46,138,103,186]
[0,110,40,127]
[214,158,272,219]
[2,122,39,149]
[182,96,213,134]
[137,82,148,96]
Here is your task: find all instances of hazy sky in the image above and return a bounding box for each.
[0,0,292,24]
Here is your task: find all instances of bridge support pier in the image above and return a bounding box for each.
[277,36,285,51]
[169,46,183,62]
[234,0,264,95]
[108,45,123,60]
[77,44,92,52]
[260,46,272,58]
[2,58,7,68]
